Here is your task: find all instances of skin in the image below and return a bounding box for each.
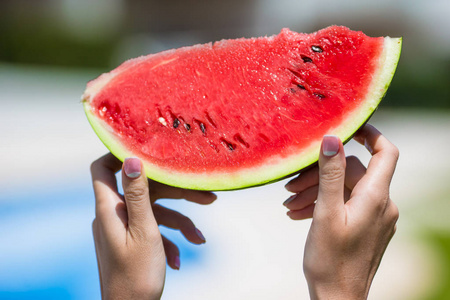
[90,124,398,299]
[284,124,400,299]
[91,154,216,300]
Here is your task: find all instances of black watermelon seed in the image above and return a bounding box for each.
[301,55,313,63]
[220,138,236,151]
[297,84,306,90]
[184,123,191,131]
[199,122,206,134]
[311,45,323,53]
[314,93,326,99]
[173,118,180,128]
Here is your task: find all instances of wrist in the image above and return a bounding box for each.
[102,275,164,300]
[306,277,370,300]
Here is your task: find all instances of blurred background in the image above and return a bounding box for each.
[1,0,449,299]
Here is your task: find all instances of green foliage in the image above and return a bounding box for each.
[0,17,118,69]
[420,230,450,300]
[1,13,448,108]
[383,60,450,109]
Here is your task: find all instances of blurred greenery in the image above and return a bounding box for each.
[384,59,450,109]
[420,230,450,300]
[1,1,449,109]
[0,16,118,69]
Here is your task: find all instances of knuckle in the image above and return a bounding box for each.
[346,155,361,165]
[125,185,148,202]
[321,165,345,184]
[95,201,110,218]
[381,141,400,162]
[92,219,97,233]
[90,159,100,175]
[389,144,400,161]
[387,201,400,223]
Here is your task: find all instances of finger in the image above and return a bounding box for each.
[149,181,217,204]
[354,124,399,186]
[315,135,346,218]
[285,155,366,195]
[284,184,353,211]
[287,203,315,220]
[283,185,318,210]
[90,153,123,230]
[122,157,158,237]
[153,204,206,244]
[344,155,367,190]
[344,186,352,202]
[285,166,319,193]
[162,236,181,270]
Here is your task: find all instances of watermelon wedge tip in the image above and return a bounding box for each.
[83,26,402,191]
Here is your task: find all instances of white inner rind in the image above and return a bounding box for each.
[83,37,402,191]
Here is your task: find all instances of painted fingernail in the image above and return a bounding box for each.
[283,194,296,206]
[195,228,206,243]
[284,181,293,190]
[322,135,340,157]
[174,256,180,270]
[124,157,141,178]
[202,191,217,201]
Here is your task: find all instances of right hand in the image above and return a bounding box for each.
[284,125,399,299]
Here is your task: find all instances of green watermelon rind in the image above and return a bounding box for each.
[83,36,402,191]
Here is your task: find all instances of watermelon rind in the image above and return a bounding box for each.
[83,36,401,191]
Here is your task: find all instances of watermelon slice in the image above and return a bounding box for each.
[83,26,401,191]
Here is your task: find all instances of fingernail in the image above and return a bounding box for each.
[322,135,340,157]
[174,256,180,270]
[124,157,141,178]
[202,191,217,201]
[195,228,206,243]
[283,194,296,206]
[284,181,292,190]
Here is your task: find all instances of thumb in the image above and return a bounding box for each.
[122,157,157,234]
[315,135,346,217]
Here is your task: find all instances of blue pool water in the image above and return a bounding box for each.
[0,180,204,300]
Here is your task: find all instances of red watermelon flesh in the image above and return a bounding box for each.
[83,26,401,190]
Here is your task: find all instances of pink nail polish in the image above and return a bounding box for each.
[322,135,340,157]
[283,195,296,206]
[124,157,141,178]
[195,228,206,242]
[284,181,293,190]
[174,256,180,269]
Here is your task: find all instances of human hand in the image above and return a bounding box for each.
[284,125,399,299]
[147,174,217,270]
[91,154,216,299]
